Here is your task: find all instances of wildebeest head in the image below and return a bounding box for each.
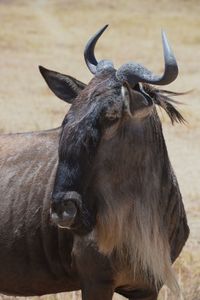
[39,25,184,238]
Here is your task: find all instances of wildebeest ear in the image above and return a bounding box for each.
[39,66,86,103]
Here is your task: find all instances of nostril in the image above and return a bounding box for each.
[61,207,76,227]
[53,201,77,228]
[62,200,77,219]
[51,192,81,228]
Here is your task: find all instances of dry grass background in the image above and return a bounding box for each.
[0,0,199,299]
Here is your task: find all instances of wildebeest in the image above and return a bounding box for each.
[0,25,189,300]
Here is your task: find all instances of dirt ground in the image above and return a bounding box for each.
[0,1,199,299]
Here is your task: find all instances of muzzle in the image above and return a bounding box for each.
[51,191,82,228]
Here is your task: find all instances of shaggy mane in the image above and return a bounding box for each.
[143,84,187,124]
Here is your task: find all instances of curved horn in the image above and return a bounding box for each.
[116,31,178,86]
[84,25,109,74]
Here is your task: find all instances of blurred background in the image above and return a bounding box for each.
[0,0,199,299]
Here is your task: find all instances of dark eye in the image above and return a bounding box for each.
[105,116,119,127]
[100,96,122,127]
[102,110,121,128]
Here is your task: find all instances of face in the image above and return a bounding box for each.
[39,24,179,235]
[39,67,155,234]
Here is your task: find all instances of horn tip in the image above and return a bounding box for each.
[161,29,173,58]
[101,24,109,33]
[161,29,168,44]
[38,65,46,75]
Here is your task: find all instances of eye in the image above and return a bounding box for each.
[100,105,122,128]
[106,109,120,120]
[102,113,119,128]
